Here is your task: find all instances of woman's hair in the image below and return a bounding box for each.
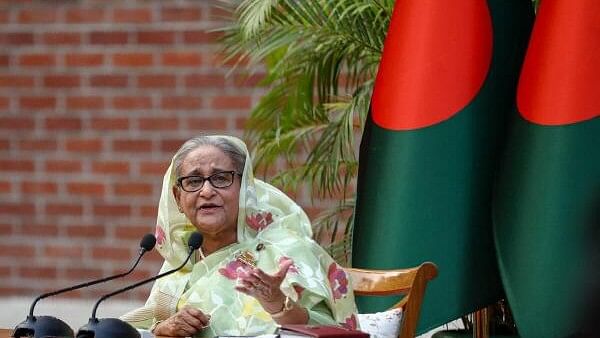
[173,135,246,178]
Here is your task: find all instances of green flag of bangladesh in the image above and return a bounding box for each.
[352,0,532,332]
[493,0,600,337]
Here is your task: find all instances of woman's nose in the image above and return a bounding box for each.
[198,182,217,197]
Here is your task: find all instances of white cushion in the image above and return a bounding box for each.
[357,308,403,338]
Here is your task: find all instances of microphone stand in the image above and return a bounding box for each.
[76,232,201,338]
[12,234,156,338]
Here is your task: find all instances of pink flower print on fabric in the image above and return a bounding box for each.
[292,284,305,298]
[328,263,349,300]
[219,259,247,280]
[245,211,274,231]
[342,314,358,330]
[279,256,299,274]
[155,225,165,246]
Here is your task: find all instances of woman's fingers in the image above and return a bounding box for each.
[181,306,209,330]
[157,306,210,336]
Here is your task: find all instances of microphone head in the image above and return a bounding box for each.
[188,232,203,250]
[139,233,156,252]
[13,315,74,338]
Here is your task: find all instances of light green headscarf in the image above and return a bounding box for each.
[122,135,357,337]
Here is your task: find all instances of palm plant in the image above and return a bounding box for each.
[219,0,394,264]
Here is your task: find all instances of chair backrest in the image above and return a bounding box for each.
[344,262,438,338]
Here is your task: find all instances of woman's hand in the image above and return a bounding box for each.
[153,305,210,337]
[234,258,294,314]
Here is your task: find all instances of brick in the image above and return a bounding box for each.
[43,32,81,45]
[0,55,8,67]
[18,8,57,23]
[0,96,8,109]
[66,8,105,23]
[66,96,104,110]
[113,53,153,67]
[160,138,186,153]
[140,205,158,217]
[93,204,131,216]
[0,181,10,193]
[112,139,152,152]
[113,8,152,23]
[161,96,202,110]
[92,161,129,175]
[65,267,103,279]
[234,73,266,87]
[46,203,83,215]
[162,52,202,66]
[137,74,176,88]
[0,160,34,172]
[19,54,55,67]
[19,138,57,150]
[65,138,103,152]
[44,245,84,258]
[44,74,81,88]
[19,266,57,279]
[0,202,35,215]
[2,32,34,45]
[19,223,58,236]
[90,74,128,87]
[185,73,225,88]
[65,53,103,66]
[0,223,11,234]
[67,182,105,195]
[0,10,8,24]
[91,117,129,130]
[0,74,34,87]
[209,52,249,67]
[0,139,9,151]
[66,224,105,238]
[138,117,178,130]
[0,117,34,130]
[112,96,152,109]
[21,181,58,194]
[114,183,153,196]
[0,244,35,257]
[92,246,131,261]
[113,224,153,239]
[183,30,223,44]
[45,160,82,173]
[45,117,81,130]
[161,7,202,21]
[235,116,248,129]
[139,161,169,176]
[19,96,56,109]
[187,117,228,130]
[211,95,251,109]
[137,31,175,44]
[90,31,128,44]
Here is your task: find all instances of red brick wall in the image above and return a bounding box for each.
[0,0,268,300]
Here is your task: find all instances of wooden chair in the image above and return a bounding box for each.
[344,262,438,338]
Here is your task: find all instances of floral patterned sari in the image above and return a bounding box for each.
[121,136,357,337]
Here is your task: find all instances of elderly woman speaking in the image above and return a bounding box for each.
[121,135,357,337]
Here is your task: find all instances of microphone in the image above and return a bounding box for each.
[12,233,157,338]
[76,232,203,338]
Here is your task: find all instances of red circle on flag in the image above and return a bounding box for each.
[372,0,493,131]
[517,0,600,125]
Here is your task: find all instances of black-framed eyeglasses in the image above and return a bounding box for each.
[177,171,241,192]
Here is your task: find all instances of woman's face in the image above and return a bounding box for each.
[173,145,241,240]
